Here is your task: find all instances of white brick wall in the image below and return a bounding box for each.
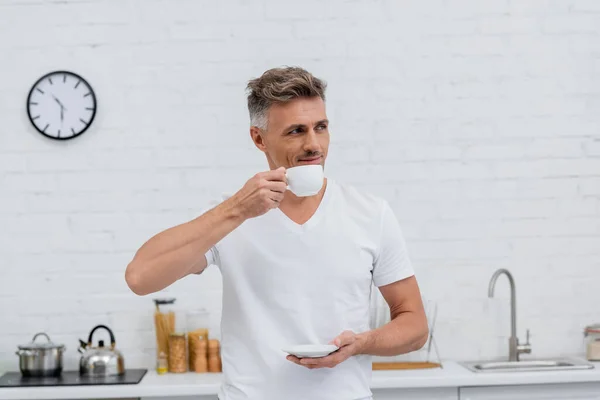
[1,0,599,372]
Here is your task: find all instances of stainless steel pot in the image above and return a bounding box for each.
[16,332,65,377]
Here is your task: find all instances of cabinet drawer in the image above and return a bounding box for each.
[460,382,600,400]
[373,387,458,400]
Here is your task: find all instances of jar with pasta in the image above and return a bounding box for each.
[154,298,188,369]
[153,298,177,362]
[168,333,187,373]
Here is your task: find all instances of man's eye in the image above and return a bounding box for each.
[316,124,327,131]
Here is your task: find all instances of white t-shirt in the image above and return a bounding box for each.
[203,179,415,400]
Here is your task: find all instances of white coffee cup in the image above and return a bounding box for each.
[285,165,324,197]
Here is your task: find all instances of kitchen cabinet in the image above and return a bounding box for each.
[3,361,598,400]
[147,389,459,400]
[459,382,600,400]
[146,389,458,400]
[373,387,458,400]
[146,397,217,400]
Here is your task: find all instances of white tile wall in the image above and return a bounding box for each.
[1,0,599,372]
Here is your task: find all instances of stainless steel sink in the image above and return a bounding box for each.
[463,270,596,374]
[461,358,595,373]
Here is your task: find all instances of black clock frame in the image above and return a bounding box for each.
[26,70,97,141]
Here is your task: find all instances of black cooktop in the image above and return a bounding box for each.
[0,369,147,387]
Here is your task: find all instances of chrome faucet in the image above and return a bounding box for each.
[488,268,531,361]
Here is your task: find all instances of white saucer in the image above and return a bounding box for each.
[282,344,339,358]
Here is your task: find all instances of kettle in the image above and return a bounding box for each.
[78,325,125,376]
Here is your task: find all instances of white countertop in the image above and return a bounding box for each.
[2,361,600,399]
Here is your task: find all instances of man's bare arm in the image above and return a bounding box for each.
[285,275,429,369]
[125,200,244,295]
[124,169,288,296]
[358,276,429,356]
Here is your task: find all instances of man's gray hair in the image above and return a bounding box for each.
[246,66,327,130]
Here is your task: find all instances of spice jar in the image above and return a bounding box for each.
[584,324,600,361]
[187,309,210,373]
[188,330,209,372]
[156,351,168,375]
[208,339,222,373]
[190,337,208,372]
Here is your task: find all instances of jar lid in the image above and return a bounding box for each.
[153,298,176,306]
[18,332,65,351]
[585,324,600,334]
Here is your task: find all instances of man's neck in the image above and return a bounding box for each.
[278,178,328,224]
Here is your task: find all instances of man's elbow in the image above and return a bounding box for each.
[413,319,430,351]
[125,262,149,296]
[415,326,429,351]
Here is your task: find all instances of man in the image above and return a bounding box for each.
[125,66,428,400]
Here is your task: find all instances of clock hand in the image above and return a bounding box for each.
[52,95,67,110]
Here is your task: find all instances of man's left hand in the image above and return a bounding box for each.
[286,330,366,369]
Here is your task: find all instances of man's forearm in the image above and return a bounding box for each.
[125,198,244,295]
[357,310,429,357]
[132,199,242,263]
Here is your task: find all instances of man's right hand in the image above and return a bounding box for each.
[229,167,287,219]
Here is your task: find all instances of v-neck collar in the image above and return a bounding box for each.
[273,178,334,233]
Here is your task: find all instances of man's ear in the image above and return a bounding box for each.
[250,126,267,152]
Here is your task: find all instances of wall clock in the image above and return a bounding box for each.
[26,70,97,140]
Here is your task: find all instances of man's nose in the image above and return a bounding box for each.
[303,130,321,153]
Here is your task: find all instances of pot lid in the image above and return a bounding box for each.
[19,332,65,350]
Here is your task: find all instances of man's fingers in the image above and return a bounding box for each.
[299,350,348,369]
[258,167,287,182]
[264,181,287,194]
[268,190,285,204]
[286,355,302,365]
[332,330,356,347]
[300,358,325,368]
[287,332,357,370]
[301,359,335,369]
[287,355,320,369]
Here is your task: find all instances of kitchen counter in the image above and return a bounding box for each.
[1,361,600,400]
[371,360,600,388]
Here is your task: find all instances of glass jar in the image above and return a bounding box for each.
[168,333,187,373]
[208,339,222,373]
[584,324,600,361]
[156,351,168,375]
[153,298,176,360]
[583,324,600,361]
[187,309,210,372]
[187,309,210,333]
[153,298,187,371]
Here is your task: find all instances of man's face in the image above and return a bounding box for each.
[251,96,329,170]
